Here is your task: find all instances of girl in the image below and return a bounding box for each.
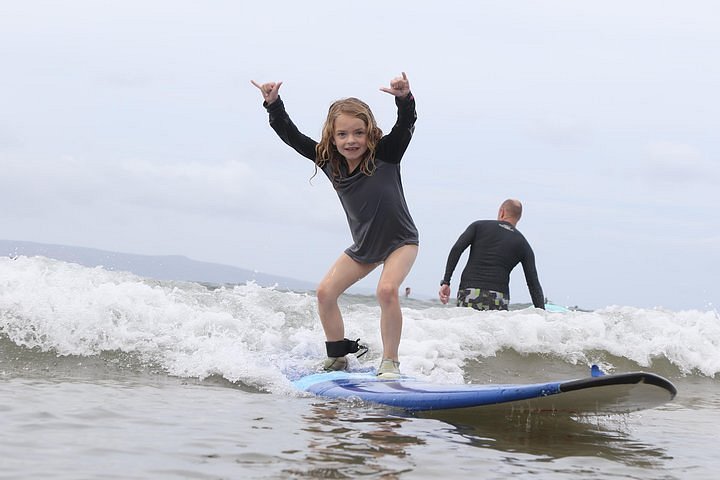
[251,73,418,378]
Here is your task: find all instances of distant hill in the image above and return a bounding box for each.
[0,239,317,292]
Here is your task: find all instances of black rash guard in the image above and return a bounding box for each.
[442,220,545,308]
[264,94,419,264]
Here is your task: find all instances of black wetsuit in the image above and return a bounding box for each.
[264,94,418,264]
[442,220,545,308]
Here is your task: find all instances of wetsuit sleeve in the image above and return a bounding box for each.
[376,92,417,164]
[264,97,318,161]
[442,223,475,285]
[520,244,545,309]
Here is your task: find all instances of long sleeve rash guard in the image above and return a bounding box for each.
[264,94,419,264]
[442,220,545,308]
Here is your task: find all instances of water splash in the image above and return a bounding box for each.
[2,256,718,394]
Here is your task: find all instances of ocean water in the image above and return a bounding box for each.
[1,256,719,479]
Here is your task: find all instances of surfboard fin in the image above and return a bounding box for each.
[591,364,605,377]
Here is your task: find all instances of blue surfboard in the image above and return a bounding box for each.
[294,368,677,416]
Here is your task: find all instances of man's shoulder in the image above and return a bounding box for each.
[494,221,527,242]
[475,220,517,232]
[466,220,519,238]
[470,219,497,228]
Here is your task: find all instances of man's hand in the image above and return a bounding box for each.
[439,284,451,304]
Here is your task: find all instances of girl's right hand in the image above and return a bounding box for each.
[251,80,283,105]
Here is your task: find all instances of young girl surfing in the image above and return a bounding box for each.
[251,73,418,378]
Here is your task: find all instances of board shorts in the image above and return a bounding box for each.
[456,288,509,311]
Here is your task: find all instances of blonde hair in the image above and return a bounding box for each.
[314,97,383,184]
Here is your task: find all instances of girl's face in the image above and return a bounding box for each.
[332,114,368,164]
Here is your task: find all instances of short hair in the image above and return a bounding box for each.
[501,199,523,220]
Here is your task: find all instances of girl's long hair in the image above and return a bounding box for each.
[314,97,383,185]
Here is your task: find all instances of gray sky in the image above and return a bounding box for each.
[2,1,718,310]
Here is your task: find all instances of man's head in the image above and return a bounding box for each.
[498,199,523,226]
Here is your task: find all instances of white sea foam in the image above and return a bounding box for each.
[2,256,718,395]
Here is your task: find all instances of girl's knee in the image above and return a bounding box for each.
[316,281,338,306]
[376,282,399,305]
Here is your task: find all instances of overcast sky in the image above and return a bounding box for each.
[2,1,718,310]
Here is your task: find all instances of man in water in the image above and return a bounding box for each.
[438,199,545,311]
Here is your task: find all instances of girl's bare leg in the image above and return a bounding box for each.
[375,244,418,361]
[316,253,377,341]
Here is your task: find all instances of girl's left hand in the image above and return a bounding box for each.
[380,72,410,97]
